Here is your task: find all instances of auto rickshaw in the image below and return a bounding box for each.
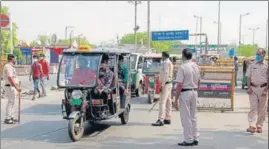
[57,47,132,141]
[130,53,144,97]
[142,53,162,104]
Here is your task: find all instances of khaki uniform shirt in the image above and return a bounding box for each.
[176,60,200,89]
[3,62,19,85]
[160,58,173,87]
[246,60,268,85]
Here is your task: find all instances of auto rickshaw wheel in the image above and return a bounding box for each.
[120,106,130,125]
[68,115,85,142]
[148,92,154,104]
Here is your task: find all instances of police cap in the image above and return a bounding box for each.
[7,54,15,60]
[162,51,170,58]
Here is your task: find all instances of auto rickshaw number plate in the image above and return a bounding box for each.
[70,99,82,105]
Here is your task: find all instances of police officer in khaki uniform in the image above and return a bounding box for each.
[3,54,21,124]
[246,48,268,134]
[152,52,173,126]
[175,48,200,146]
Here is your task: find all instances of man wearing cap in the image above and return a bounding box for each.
[29,54,43,100]
[246,48,268,134]
[3,54,21,124]
[39,53,50,97]
[174,48,200,146]
[152,51,173,126]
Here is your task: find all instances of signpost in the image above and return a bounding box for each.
[151,30,189,41]
[0,14,10,29]
[0,14,13,54]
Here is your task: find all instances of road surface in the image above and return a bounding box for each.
[0,85,268,149]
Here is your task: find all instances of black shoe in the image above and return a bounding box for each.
[151,120,164,126]
[4,118,16,124]
[164,119,171,124]
[193,140,198,145]
[178,141,194,146]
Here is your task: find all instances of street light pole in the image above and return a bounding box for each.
[239,13,250,54]
[217,1,221,54]
[195,17,198,47]
[65,26,74,40]
[194,15,202,54]
[69,30,74,47]
[249,27,260,45]
[147,0,151,50]
[77,34,83,46]
[241,35,247,44]
[129,1,141,51]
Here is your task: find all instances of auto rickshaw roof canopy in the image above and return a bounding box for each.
[63,47,132,55]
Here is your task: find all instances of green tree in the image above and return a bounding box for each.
[56,37,95,48]
[237,44,258,57]
[37,34,50,46]
[120,32,180,52]
[1,6,22,60]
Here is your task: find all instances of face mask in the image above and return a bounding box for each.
[256,54,262,62]
[33,59,38,62]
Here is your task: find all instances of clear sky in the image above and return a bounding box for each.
[3,1,268,47]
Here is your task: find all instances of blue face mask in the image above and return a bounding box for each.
[256,54,262,62]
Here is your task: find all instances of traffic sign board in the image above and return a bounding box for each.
[151,30,189,41]
[0,14,10,28]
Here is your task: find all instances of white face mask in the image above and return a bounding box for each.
[33,59,38,62]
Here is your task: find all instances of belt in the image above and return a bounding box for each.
[250,83,267,88]
[165,81,172,84]
[181,88,197,92]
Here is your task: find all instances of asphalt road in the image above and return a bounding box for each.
[0,86,268,149]
[0,74,58,91]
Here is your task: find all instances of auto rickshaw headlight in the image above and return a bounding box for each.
[71,90,83,99]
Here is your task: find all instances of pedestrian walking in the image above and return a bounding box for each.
[3,54,21,124]
[152,52,173,126]
[174,48,200,146]
[29,54,43,100]
[246,48,268,134]
[234,56,239,86]
[39,53,49,96]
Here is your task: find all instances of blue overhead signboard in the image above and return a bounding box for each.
[151,30,189,41]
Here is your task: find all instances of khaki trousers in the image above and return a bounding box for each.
[179,90,199,143]
[158,83,172,121]
[5,86,18,119]
[248,86,268,128]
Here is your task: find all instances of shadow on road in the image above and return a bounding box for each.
[21,104,61,115]
[65,128,268,149]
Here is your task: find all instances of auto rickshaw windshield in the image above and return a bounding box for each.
[142,58,162,73]
[58,54,101,87]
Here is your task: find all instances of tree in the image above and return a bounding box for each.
[237,44,258,57]
[1,6,22,60]
[120,32,181,52]
[56,37,95,48]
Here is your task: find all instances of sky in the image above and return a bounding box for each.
[2,1,268,47]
